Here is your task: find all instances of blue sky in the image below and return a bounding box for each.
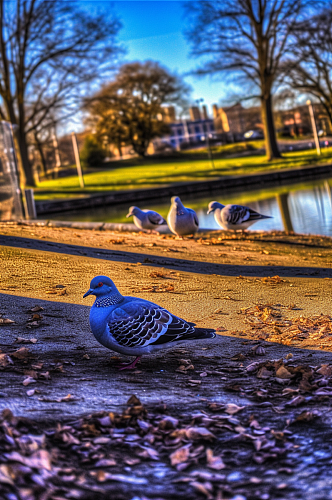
[86,1,230,116]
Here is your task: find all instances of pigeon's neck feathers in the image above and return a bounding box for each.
[94,290,124,308]
[173,198,187,215]
[215,202,225,210]
[135,208,146,221]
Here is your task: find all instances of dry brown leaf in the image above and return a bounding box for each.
[0,353,13,367]
[206,448,225,470]
[170,445,190,466]
[12,347,30,359]
[0,317,14,325]
[225,403,245,415]
[186,427,215,440]
[22,376,36,386]
[275,366,293,380]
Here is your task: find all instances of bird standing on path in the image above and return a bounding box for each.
[126,206,166,233]
[167,196,199,237]
[83,275,216,370]
[207,201,272,231]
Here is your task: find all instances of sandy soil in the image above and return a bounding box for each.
[0,223,332,500]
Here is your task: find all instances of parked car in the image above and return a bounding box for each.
[243,129,264,140]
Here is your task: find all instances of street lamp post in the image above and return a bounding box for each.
[195,98,215,169]
[306,100,321,155]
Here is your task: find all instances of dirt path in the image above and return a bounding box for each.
[0,223,332,499]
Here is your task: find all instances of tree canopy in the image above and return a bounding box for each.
[0,0,121,185]
[287,8,332,128]
[184,0,303,160]
[85,61,190,158]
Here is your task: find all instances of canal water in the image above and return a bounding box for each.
[44,177,332,237]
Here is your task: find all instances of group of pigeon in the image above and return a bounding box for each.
[127,196,272,236]
[84,198,272,369]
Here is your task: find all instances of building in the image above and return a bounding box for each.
[276,103,331,137]
[152,106,216,151]
[213,103,262,139]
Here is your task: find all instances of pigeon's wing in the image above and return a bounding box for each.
[188,208,199,227]
[224,205,252,225]
[247,208,271,220]
[147,211,165,226]
[107,302,196,349]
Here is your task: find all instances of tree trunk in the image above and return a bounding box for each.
[34,133,48,176]
[277,193,294,232]
[18,130,35,187]
[261,94,282,160]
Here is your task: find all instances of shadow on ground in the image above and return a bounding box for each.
[1,235,331,278]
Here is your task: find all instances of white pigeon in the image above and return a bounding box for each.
[207,201,272,231]
[83,275,216,370]
[126,206,166,232]
[167,196,199,237]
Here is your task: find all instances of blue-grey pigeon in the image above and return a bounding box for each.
[126,206,166,232]
[83,275,216,370]
[207,201,272,231]
[167,196,199,237]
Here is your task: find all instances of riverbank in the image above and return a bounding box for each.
[1,223,332,499]
[35,162,332,215]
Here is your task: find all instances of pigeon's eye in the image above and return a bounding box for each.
[97,282,104,288]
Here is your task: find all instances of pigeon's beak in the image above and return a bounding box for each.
[207,208,214,214]
[83,288,93,298]
[126,212,132,218]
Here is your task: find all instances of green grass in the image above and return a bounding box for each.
[33,145,332,201]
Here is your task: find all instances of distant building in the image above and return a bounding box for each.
[152,105,216,151]
[276,104,331,136]
[189,106,201,121]
[161,106,176,123]
[213,103,262,139]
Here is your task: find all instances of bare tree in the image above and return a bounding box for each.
[0,0,121,186]
[287,9,332,129]
[184,0,303,160]
[85,61,190,158]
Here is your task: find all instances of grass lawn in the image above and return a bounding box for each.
[33,143,332,201]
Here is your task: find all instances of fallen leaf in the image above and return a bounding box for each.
[12,347,30,359]
[0,317,14,325]
[170,445,190,466]
[225,404,245,415]
[186,427,215,440]
[22,377,36,386]
[0,354,14,367]
[206,448,225,470]
[275,366,293,380]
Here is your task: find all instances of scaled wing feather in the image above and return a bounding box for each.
[107,303,196,349]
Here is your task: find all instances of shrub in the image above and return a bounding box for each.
[80,135,106,168]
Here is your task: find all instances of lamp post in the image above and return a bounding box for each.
[306,99,321,155]
[195,98,215,169]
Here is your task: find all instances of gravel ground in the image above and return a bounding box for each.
[0,222,332,500]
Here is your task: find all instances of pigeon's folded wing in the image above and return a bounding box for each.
[107,302,196,348]
[188,208,199,227]
[147,211,165,225]
[225,205,251,225]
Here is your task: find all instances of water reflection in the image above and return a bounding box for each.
[45,177,332,237]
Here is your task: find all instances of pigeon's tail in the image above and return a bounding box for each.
[193,328,216,339]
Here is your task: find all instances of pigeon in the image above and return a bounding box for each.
[167,196,199,237]
[207,201,272,231]
[83,275,216,370]
[126,206,166,232]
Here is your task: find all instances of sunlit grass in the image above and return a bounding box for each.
[33,145,332,201]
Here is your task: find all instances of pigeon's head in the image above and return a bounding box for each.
[171,196,182,206]
[126,206,139,218]
[83,276,117,298]
[207,201,224,214]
